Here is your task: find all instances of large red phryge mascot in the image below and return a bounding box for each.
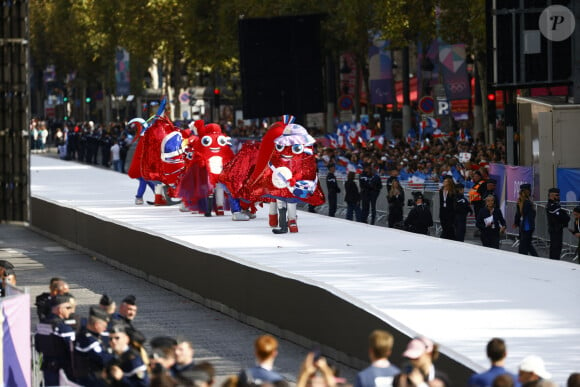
[178,120,234,216]
[140,115,187,205]
[247,115,325,234]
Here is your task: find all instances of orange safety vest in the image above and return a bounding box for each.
[468,181,483,203]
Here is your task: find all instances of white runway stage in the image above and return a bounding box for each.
[30,155,580,385]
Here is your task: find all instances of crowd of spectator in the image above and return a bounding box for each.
[33,117,503,187]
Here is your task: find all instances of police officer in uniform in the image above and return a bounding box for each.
[73,306,114,385]
[546,187,570,260]
[109,295,146,349]
[326,164,340,217]
[106,323,149,386]
[404,192,433,235]
[35,294,76,386]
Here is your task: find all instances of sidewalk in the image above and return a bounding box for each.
[0,222,358,385]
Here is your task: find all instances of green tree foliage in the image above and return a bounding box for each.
[29,0,488,132]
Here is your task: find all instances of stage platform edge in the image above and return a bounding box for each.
[30,196,476,383]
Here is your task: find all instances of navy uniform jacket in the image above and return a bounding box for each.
[546,200,570,233]
[404,204,433,235]
[326,172,340,194]
[455,194,473,220]
[36,314,76,371]
[109,347,149,386]
[74,326,114,383]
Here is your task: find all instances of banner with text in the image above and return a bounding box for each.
[505,165,533,202]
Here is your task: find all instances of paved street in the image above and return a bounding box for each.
[0,222,359,385]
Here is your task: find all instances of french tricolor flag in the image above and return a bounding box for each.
[337,156,350,167]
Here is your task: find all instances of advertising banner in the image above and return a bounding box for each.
[2,292,31,386]
[439,43,470,100]
[505,165,533,201]
[557,168,580,202]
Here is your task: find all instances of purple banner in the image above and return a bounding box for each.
[2,293,31,387]
[115,47,131,96]
[439,43,470,100]
[488,163,506,211]
[368,38,393,105]
[505,165,533,202]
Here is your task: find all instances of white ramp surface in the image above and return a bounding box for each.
[31,155,580,385]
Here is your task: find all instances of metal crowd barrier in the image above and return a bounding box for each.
[505,200,579,260]
[313,174,444,235]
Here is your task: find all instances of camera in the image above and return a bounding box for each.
[408,191,429,207]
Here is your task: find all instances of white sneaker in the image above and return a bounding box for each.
[232,212,250,221]
[244,210,257,219]
[135,197,144,205]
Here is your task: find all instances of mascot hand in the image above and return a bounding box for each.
[291,180,316,198]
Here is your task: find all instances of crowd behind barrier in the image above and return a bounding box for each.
[313,174,579,261]
[33,117,579,260]
[504,201,580,261]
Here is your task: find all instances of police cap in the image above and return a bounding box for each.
[122,294,137,305]
[89,305,110,322]
[520,183,531,191]
[99,294,114,307]
[51,294,71,307]
[548,187,560,194]
[487,178,497,185]
[412,191,424,200]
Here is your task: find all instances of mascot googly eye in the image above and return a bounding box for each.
[217,135,228,146]
[291,144,304,154]
[275,143,285,152]
[201,136,212,147]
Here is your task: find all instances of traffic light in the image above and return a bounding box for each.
[85,97,92,103]
[63,96,69,103]
[213,88,220,107]
[487,91,497,124]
